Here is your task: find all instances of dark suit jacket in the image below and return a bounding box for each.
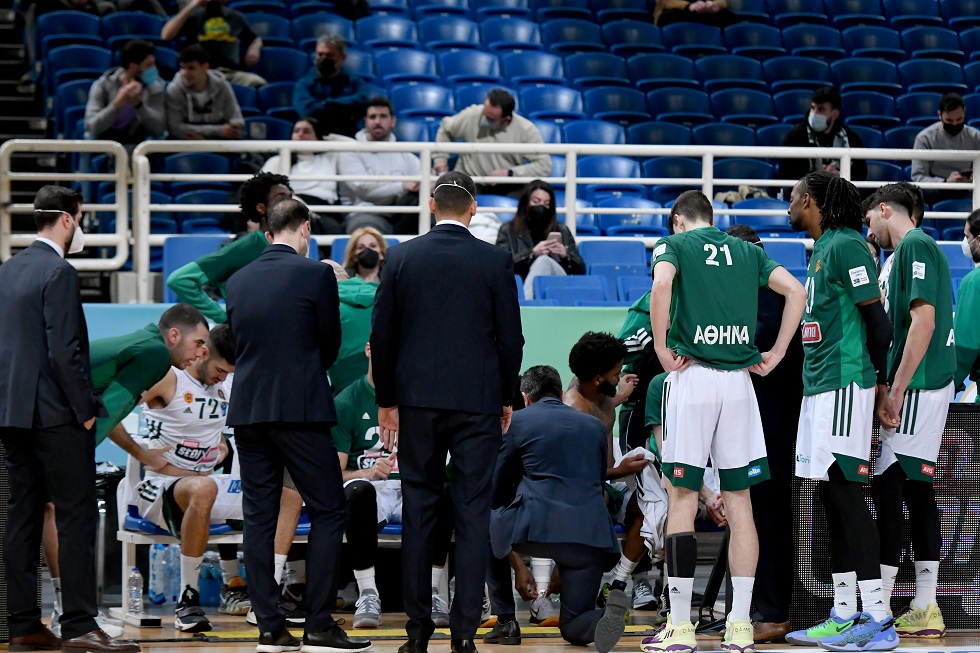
[371,222,524,415]
[225,244,341,427]
[0,241,104,429]
[489,397,620,558]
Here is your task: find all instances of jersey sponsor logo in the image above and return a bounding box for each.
[183,407,193,414]
[849,266,870,287]
[921,463,935,477]
[227,479,242,494]
[184,392,194,403]
[913,261,926,280]
[174,440,219,464]
[747,465,762,478]
[796,453,810,464]
[652,244,666,260]
[693,324,749,345]
[217,389,226,400]
[673,467,685,479]
[857,464,869,477]
[801,321,822,343]
[815,259,821,273]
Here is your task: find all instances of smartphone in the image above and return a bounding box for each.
[961,170,974,180]
[547,231,562,242]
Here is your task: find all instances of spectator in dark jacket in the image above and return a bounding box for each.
[778,86,868,184]
[293,34,373,138]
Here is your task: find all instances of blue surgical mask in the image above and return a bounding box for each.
[808,111,829,132]
[140,65,160,87]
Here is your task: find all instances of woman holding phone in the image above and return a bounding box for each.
[496,179,585,299]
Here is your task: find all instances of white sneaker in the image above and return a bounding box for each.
[353,590,382,629]
[431,591,450,627]
[633,578,659,611]
[49,610,61,638]
[529,594,559,626]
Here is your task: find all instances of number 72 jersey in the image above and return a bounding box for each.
[142,367,230,473]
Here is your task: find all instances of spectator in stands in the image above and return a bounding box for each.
[434,89,551,197]
[341,226,387,283]
[495,180,584,299]
[912,92,980,199]
[653,0,737,28]
[161,0,266,88]
[166,45,244,141]
[779,86,868,184]
[294,35,373,139]
[84,39,165,149]
[339,98,422,235]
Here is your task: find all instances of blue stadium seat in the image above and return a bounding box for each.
[45,45,111,97]
[901,26,963,61]
[163,154,232,195]
[180,218,229,235]
[290,2,342,17]
[173,189,231,214]
[35,11,101,64]
[565,53,630,90]
[642,157,702,204]
[232,83,260,115]
[590,0,648,23]
[662,23,726,58]
[356,16,419,49]
[99,191,173,234]
[710,89,778,128]
[763,240,809,275]
[563,120,625,145]
[520,86,586,121]
[230,0,287,13]
[763,56,832,93]
[418,16,481,51]
[439,50,503,85]
[941,242,976,276]
[480,17,542,52]
[250,47,308,83]
[583,87,649,124]
[849,125,884,149]
[579,239,648,266]
[595,197,666,235]
[541,18,605,55]
[257,81,294,113]
[101,12,166,48]
[602,20,665,57]
[941,0,980,29]
[693,122,755,147]
[731,198,796,236]
[292,14,355,50]
[696,55,766,94]
[883,0,943,29]
[841,25,905,62]
[53,79,93,135]
[547,289,608,306]
[727,0,769,22]
[627,121,692,146]
[586,267,646,299]
[756,123,793,147]
[163,236,232,302]
[532,0,592,21]
[392,117,431,141]
[243,12,293,48]
[340,48,375,81]
[883,125,920,149]
[774,88,813,123]
[244,116,294,140]
[577,155,643,202]
[620,275,652,303]
[647,88,713,126]
[367,0,411,14]
[390,83,455,119]
[898,60,967,95]
[866,160,906,182]
[783,24,846,61]
[454,83,518,109]
[521,299,561,306]
[825,0,887,28]
[628,53,698,92]
[475,194,518,221]
[960,29,980,64]
[413,0,473,19]
[713,159,774,193]
[841,91,901,129]
[153,46,179,80]
[831,58,902,95]
[724,23,788,60]
[375,49,439,85]
[471,0,532,19]
[897,92,942,127]
[943,226,966,241]
[965,92,980,123]
[501,51,564,86]
[533,119,562,144]
[535,276,611,303]
[770,0,830,27]
[934,198,973,215]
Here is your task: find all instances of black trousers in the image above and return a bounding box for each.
[345,480,379,571]
[0,424,98,639]
[235,423,346,635]
[399,406,499,642]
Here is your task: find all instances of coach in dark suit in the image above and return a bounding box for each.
[0,186,138,653]
[226,199,369,653]
[371,171,524,653]
[485,365,627,653]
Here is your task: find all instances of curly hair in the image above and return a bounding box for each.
[568,331,627,381]
[239,172,291,227]
[799,171,865,233]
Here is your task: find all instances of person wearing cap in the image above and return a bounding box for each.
[371,172,525,653]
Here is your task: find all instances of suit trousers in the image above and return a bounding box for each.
[235,424,346,635]
[399,406,499,642]
[0,424,98,639]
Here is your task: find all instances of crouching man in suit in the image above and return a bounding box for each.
[486,365,629,653]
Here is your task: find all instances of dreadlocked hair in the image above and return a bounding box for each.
[800,170,865,233]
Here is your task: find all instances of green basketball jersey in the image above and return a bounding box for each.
[330,376,398,479]
[954,266,980,395]
[801,228,881,396]
[882,229,956,390]
[651,227,780,370]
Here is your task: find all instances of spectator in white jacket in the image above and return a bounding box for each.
[338,97,421,234]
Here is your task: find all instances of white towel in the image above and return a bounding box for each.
[624,446,669,561]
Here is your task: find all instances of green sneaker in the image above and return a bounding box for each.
[786,609,860,646]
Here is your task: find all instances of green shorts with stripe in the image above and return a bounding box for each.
[877,382,954,483]
[796,382,875,483]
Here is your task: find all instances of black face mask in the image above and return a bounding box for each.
[943,121,965,136]
[357,248,380,269]
[598,380,618,398]
[205,0,223,16]
[527,204,550,227]
[317,58,337,78]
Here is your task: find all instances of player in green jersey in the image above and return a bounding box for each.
[954,208,980,399]
[641,191,805,653]
[865,183,957,638]
[785,172,898,652]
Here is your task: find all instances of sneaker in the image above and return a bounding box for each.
[819,614,899,651]
[432,592,450,628]
[640,616,698,653]
[633,578,659,611]
[175,585,212,633]
[353,591,382,629]
[220,578,252,615]
[257,629,302,653]
[722,619,755,653]
[594,588,628,653]
[49,610,61,638]
[786,609,861,646]
[248,603,307,627]
[894,603,946,638]
[596,579,627,609]
[337,582,358,610]
[529,594,559,627]
[480,593,496,628]
[96,611,125,638]
[283,583,305,608]
[280,585,308,625]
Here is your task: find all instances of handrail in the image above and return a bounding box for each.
[1,139,130,270]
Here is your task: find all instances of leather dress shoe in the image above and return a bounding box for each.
[397,640,427,653]
[450,640,478,653]
[302,626,371,652]
[753,620,791,643]
[482,620,521,645]
[10,625,61,651]
[61,628,140,653]
[257,629,301,653]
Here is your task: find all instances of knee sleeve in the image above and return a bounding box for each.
[826,464,879,580]
[904,479,941,562]
[665,532,698,579]
[872,464,907,568]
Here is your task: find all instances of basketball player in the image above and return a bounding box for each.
[640,190,805,653]
[785,172,898,652]
[865,183,956,639]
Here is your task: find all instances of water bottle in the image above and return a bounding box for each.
[148,544,167,605]
[167,544,181,603]
[127,567,144,615]
[199,551,222,607]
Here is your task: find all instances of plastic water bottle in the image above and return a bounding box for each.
[148,544,168,605]
[199,551,222,607]
[167,544,181,603]
[127,567,144,615]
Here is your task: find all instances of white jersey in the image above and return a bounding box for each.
[142,367,229,473]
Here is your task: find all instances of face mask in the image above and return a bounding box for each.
[357,248,380,269]
[598,380,618,398]
[480,115,502,130]
[68,219,85,254]
[943,121,965,136]
[139,64,159,86]
[205,0,223,16]
[316,58,336,78]
[808,111,829,132]
[962,236,977,261]
[527,204,549,226]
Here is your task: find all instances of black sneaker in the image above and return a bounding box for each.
[281,583,307,625]
[175,585,212,633]
[302,625,372,652]
[257,629,301,653]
